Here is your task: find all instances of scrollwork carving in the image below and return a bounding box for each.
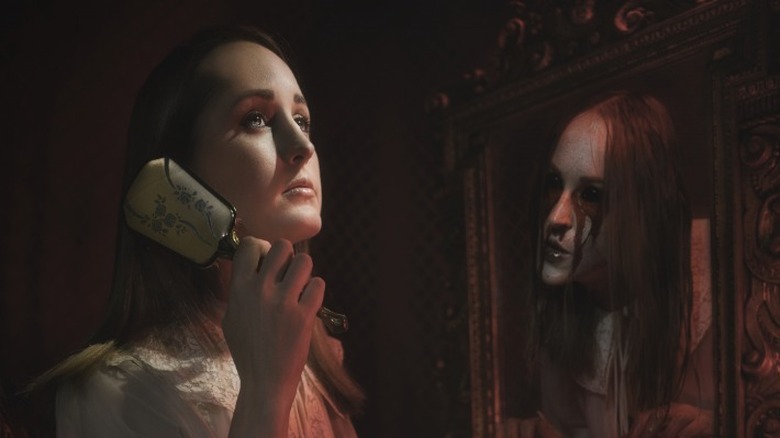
[614,1,656,35]
[497,18,526,51]
[742,121,780,437]
[740,134,777,172]
[435,1,745,116]
[571,0,596,25]
[743,282,780,377]
[746,395,780,438]
[744,310,780,437]
[425,69,487,121]
[425,92,450,114]
[742,126,780,283]
[493,1,705,82]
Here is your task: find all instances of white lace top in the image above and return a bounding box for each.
[56,322,356,438]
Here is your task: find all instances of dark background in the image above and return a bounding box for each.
[0,1,507,436]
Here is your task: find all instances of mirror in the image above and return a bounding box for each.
[434,1,780,436]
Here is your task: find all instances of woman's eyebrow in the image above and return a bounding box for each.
[231,89,275,108]
[230,90,307,107]
[580,176,604,184]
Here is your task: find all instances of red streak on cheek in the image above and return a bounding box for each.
[572,204,586,267]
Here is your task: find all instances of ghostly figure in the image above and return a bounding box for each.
[514,92,714,438]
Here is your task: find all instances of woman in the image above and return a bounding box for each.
[30,26,364,437]
[518,92,713,437]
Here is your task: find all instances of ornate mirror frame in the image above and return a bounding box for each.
[434,1,780,436]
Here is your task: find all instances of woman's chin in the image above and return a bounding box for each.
[276,218,322,245]
[541,265,572,286]
[238,214,321,244]
[541,274,571,287]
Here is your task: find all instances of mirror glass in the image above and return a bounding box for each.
[438,3,780,436]
[491,53,715,435]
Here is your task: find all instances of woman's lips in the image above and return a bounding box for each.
[283,178,315,197]
[543,240,570,262]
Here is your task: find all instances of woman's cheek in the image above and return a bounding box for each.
[580,216,592,244]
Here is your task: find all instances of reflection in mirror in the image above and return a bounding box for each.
[437,3,779,436]
[502,92,714,437]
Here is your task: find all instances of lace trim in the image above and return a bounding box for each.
[289,366,337,438]
[576,309,616,395]
[125,322,239,432]
[117,321,345,436]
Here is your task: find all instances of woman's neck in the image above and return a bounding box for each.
[580,275,622,311]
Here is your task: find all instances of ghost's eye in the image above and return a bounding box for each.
[580,186,603,204]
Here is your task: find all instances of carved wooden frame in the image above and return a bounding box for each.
[436,1,780,436]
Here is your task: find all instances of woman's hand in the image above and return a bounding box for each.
[501,413,563,438]
[223,237,325,437]
[627,403,713,438]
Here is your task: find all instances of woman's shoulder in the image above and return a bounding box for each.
[57,345,165,405]
[56,343,214,437]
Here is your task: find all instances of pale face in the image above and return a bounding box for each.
[541,110,608,287]
[190,42,321,244]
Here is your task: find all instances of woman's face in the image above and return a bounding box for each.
[190,42,321,244]
[541,109,608,287]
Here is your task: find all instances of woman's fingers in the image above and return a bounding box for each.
[258,239,295,283]
[232,236,270,279]
[233,239,321,312]
[223,238,323,386]
[270,246,324,319]
[299,276,325,314]
[282,253,314,298]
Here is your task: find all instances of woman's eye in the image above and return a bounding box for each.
[241,111,268,130]
[294,115,311,133]
[543,172,563,208]
[580,186,603,203]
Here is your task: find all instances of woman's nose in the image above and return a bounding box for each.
[276,116,315,165]
[546,194,574,236]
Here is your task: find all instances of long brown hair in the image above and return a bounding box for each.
[28,24,363,430]
[526,91,692,415]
